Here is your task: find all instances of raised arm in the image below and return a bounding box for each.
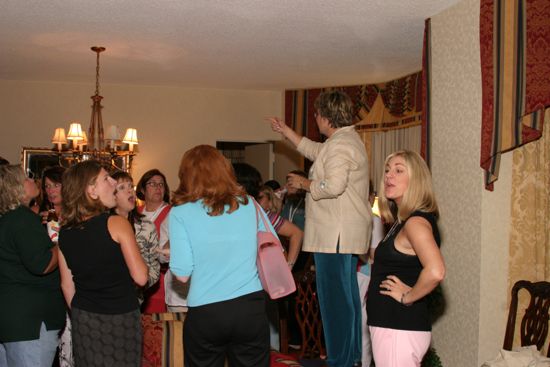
[108,215,148,287]
[267,117,303,148]
[276,219,303,270]
[58,250,75,308]
[380,216,445,304]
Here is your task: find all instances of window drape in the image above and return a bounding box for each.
[284,72,424,190]
[480,0,550,190]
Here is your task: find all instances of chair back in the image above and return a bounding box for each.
[503,280,550,356]
[294,269,326,359]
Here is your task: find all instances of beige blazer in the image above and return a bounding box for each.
[297,126,372,254]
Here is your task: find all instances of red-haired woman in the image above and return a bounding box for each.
[169,145,270,367]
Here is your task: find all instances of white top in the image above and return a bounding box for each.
[141,202,170,262]
[142,202,189,307]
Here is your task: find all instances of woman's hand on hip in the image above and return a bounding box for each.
[380,275,411,303]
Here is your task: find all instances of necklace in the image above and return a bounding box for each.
[288,198,304,223]
[382,220,401,242]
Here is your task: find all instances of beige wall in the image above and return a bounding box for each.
[431,0,511,365]
[0,2,515,363]
[0,80,284,187]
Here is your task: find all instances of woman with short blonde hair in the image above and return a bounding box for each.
[367,150,445,367]
[0,165,65,366]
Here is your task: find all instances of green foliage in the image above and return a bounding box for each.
[421,347,443,367]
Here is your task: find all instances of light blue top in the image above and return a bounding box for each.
[169,198,274,307]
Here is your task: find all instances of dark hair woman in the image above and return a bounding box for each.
[0,164,65,366]
[58,161,147,366]
[136,168,172,313]
[170,145,269,367]
[112,171,160,303]
[39,166,65,216]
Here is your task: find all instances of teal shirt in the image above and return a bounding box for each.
[0,206,65,342]
[281,197,305,231]
[169,198,272,307]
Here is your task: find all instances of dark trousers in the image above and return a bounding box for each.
[184,291,270,367]
[314,252,362,367]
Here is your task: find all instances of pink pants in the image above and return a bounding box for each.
[369,326,431,367]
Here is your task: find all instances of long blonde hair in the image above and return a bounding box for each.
[0,165,26,216]
[378,150,439,224]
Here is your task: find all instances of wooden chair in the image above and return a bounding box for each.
[503,280,550,356]
[294,269,326,359]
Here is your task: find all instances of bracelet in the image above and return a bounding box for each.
[401,291,412,306]
[288,261,295,267]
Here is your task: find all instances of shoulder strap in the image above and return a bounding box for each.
[252,199,271,233]
[153,204,171,236]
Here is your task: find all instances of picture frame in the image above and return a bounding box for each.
[21,146,131,176]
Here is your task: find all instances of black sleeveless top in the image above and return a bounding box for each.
[59,213,139,314]
[366,211,440,331]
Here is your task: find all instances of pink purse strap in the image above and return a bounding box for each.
[252,198,271,236]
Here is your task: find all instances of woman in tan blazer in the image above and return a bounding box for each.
[269,90,372,367]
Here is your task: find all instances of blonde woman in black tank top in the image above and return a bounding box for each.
[367,151,445,367]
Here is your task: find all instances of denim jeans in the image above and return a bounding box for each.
[1,322,59,367]
[314,252,362,367]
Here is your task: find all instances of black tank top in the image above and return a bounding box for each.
[367,211,440,331]
[59,213,138,314]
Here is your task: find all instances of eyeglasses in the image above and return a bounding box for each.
[146,181,165,189]
[26,169,35,180]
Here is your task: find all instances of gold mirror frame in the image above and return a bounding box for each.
[21,147,130,176]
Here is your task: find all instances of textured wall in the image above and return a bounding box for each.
[430,0,511,365]
[430,1,482,364]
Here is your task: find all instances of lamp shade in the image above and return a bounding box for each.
[67,123,84,141]
[105,125,121,141]
[51,128,67,144]
[122,128,139,145]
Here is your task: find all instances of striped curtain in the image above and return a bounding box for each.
[284,73,423,142]
[284,72,424,178]
[480,0,550,190]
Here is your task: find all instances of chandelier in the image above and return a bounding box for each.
[50,46,138,172]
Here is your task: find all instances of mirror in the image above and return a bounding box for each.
[21,147,130,177]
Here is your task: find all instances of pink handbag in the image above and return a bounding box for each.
[253,199,296,299]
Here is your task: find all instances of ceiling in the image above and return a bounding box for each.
[0,0,461,90]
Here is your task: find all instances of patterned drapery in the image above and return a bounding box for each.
[284,73,424,191]
[509,109,550,285]
[284,71,423,143]
[480,0,550,190]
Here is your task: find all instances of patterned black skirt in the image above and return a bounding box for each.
[71,307,142,367]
